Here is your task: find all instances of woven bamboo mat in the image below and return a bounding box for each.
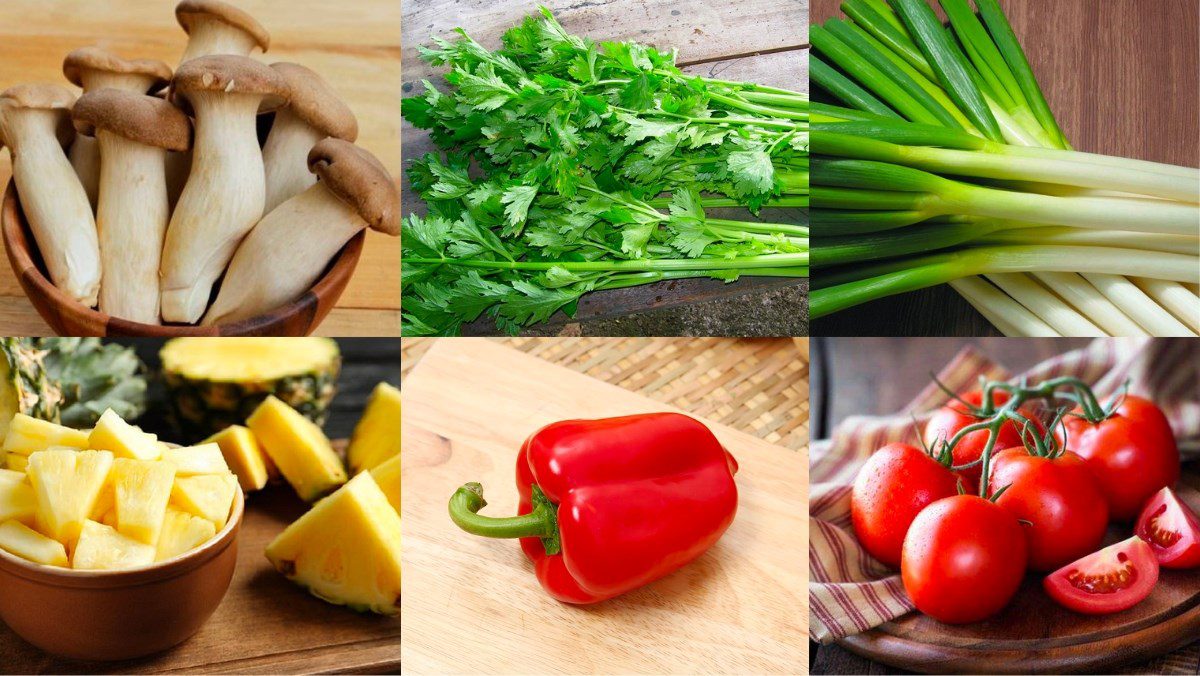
[400,338,809,451]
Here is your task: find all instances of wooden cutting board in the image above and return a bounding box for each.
[401,339,807,673]
[0,441,400,674]
[839,486,1200,674]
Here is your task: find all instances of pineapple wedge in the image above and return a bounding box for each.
[347,383,400,474]
[89,409,161,461]
[161,444,230,476]
[266,472,401,616]
[111,458,176,545]
[6,454,28,473]
[156,507,217,562]
[3,414,90,456]
[27,449,114,545]
[247,396,346,502]
[203,425,269,491]
[72,519,155,570]
[0,476,35,525]
[171,474,238,530]
[369,453,400,515]
[0,520,68,566]
[0,468,25,485]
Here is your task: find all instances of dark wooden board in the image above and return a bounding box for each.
[402,0,809,337]
[0,339,401,674]
[810,337,1200,674]
[808,0,1200,337]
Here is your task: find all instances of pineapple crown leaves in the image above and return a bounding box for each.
[29,339,148,427]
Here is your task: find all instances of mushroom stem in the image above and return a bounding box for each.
[202,181,363,325]
[161,92,266,323]
[179,19,260,65]
[94,131,169,323]
[262,109,324,214]
[68,135,101,210]
[165,149,192,211]
[2,109,100,305]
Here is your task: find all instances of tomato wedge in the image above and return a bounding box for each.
[1043,536,1159,614]
[1135,487,1200,569]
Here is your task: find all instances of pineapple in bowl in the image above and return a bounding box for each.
[0,410,243,661]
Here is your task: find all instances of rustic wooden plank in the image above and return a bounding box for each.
[809,0,1200,337]
[314,308,400,337]
[0,0,401,332]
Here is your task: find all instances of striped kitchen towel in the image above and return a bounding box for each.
[809,338,1200,643]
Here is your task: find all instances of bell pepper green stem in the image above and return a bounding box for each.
[448,482,561,555]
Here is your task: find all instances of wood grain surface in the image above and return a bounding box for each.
[0,339,401,674]
[810,337,1200,675]
[400,339,807,673]
[0,0,401,337]
[809,0,1200,337]
[402,0,809,337]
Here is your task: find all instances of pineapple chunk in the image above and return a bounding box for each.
[0,477,35,526]
[90,481,114,522]
[171,474,238,530]
[88,409,161,461]
[0,520,68,567]
[3,414,90,456]
[156,507,217,562]
[369,453,400,515]
[161,443,231,476]
[0,468,25,485]
[27,449,114,546]
[347,383,401,474]
[247,396,347,502]
[99,508,119,528]
[203,426,269,491]
[6,454,28,473]
[266,472,401,616]
[72,520,155,570]
[111,459,176,545]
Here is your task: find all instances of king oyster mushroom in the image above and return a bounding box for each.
[175,0,270,66]
[202,138,399,325]
[62,47,173,210]
[160,54,288,323]
[0,84,101,305]
[262,62,358,214]
[73,90,192,324]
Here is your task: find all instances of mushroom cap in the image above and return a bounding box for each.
[73,89,192,152]
[307,138,399,236]
[270,62,358,142]
[176,0,270,53]
[171,55,289,112]
[0,84,77,148]
[62,47,173,92]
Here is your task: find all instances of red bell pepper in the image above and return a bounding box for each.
[449,412,739,604]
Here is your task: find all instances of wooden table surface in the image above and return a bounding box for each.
[0,338,401,674]
[809,0,1200,337]
[809,337,1200,675]
[0,0,401,337]
[401,0,809,337]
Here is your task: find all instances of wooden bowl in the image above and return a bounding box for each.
[1,181,364,336]
[0,489,244,661]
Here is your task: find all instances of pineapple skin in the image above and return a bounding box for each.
[266,472,400,616]
[160,338,340,441]
[347,382,401,475]
[0,338,65,443]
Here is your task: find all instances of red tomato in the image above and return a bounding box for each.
[988,448,1109,571]
[901,494,1027,624]
[924,390,1040,484]
[1043,536,1159,614]
[1058,395,1179,521]
[851,443,962,569]
[1135,487,1200,569]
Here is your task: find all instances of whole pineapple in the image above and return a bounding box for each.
[161,338,340,441]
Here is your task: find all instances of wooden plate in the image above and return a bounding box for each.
[839,486,1200,674]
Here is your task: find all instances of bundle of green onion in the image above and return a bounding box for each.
[401,8,808,335]
[810,0,1200,336]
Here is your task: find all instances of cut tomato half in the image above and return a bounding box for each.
[1135,487,1200,569]
[1043,536,1159,615]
